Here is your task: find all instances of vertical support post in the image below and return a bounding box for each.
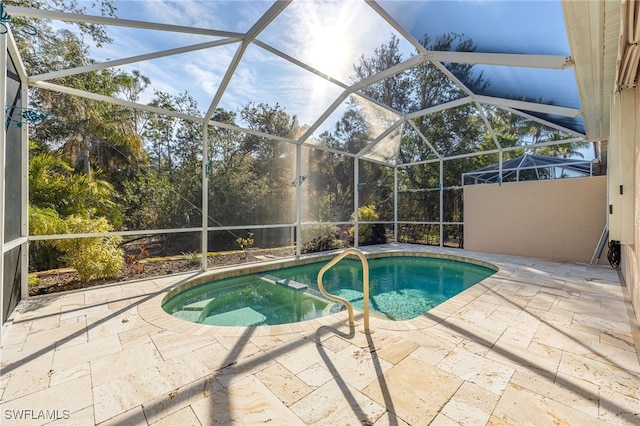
[354,157,359,248]
[20,78,28,299]
[393,165,398,242]
[295,144,302,257]
[201,123,208,271]
[498,149,503,186]
[439,159,443,248]
[0,33,7,327]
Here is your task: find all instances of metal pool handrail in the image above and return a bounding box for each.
[317,248,371,333]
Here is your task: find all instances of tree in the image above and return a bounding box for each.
[533,131,590,158]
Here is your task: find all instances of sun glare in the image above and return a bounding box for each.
[306,24,352,81]
[301,5,356,83]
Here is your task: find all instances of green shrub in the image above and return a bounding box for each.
[350,204,386,245]
[52,216,124,281]
[302,233,340,254]
[301,225,340,254]
[236,232,254,258]
[183,252,201,265]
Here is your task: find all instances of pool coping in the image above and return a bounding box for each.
[138,248,504,337]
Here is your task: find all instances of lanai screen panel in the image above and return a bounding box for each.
[301,146,354,223]
[3,50,24,323]
[5,53,22,242]
[208,132,296,227]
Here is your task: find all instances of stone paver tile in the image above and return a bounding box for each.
[150,406,201,426]
[320,335,353,353]
[125,280,162,295]
[192,375,303,425]
[485,340,562,374]
[526,307,573,328]
[510,370,599,418]
[436,347,514,395]
[323,344,393,391]
[558,352,640,399]
[215,336,264,359]
[84,286,126,306]
[0,375,92,426]
[91,340,163,386]
[255,362,314,406]
[539,286,580,299]
[59,304,110,324]
[57,301,90,322]
[92,353,210,424]
[0,369,9,400]
[598,386,640,425]
[453,300,501,323]
[495,325,537,349]
[440,398,491,425]
[49,362,91,387]
[492,383,609,426]
[87,310,144,341]
[245,335,285,352]
[581,343,640,374]
[444,380,500,421]
[0,320,31,350]
[362,356,462,425]
[21,319,87,352]
[46,405,95,425]
[532,322,599,354]
[216,334,260,350]
[600,329,637,352]
[371,336,419,365]
[439,316,506,348]
[407,326,463,347]
[526,293,556,311]
[193,341,239,372]
[372,411,410,426]
[487,414,516,425]
[296,363,333,387]
[97,406,147,426]
[290,377,385,425]
[52,334,122,372]
[117,324,163,349]
[142,375,221,424]
[149,330,212,360]
[23,314,60,336]
[1,350,54,401]
[572,313,633,338]
[203,346,276,388]
[264,336,325,375]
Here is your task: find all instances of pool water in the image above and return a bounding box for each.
[163,256,495,326]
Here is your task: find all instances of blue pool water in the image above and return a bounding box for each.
[163,256,495,326]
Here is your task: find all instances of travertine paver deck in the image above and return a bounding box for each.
[1,244,639,425]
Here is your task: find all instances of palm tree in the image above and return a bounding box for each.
[534,131,590,158]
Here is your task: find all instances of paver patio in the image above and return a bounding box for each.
[1,244,639,425]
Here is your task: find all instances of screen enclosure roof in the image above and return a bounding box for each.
[5,0,617,166]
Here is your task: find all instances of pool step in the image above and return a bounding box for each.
[197,298,223,323]
[259,274,308,291]
[173,309,202,322]
[182,298,215,311]
[202,307,267,326]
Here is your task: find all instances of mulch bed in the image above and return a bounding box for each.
[28,247,295,296]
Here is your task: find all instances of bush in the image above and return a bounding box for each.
[350,204,387,245]
[302,233,340,254]
[301,225,340,254]
[29,207,66,270]
[52,216,124,281]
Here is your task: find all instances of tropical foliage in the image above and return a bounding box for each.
[13,0,589,272]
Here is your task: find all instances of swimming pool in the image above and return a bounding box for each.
[162,253,496,326]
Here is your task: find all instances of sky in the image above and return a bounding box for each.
[69,0,590,159]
